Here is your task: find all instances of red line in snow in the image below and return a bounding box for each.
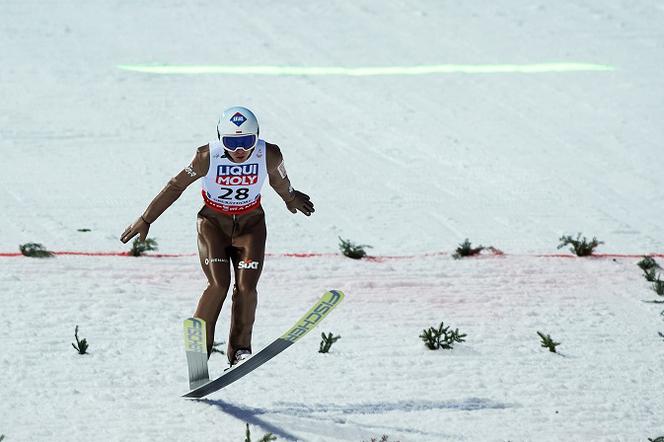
[1,251,663,259]
[0,251,194,258]
[269,252,337,258]
[533,253,664,259]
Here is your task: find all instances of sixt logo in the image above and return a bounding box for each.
[230,112,247,127]
[238,259,260,270]
[283,292,343,343]
[216,163,259,186]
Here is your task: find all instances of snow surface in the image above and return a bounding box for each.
[1,0,664,441]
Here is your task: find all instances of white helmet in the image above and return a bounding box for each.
[217,106,259,151]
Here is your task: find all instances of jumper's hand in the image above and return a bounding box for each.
[120,216,150,243]
[286,191,315,216]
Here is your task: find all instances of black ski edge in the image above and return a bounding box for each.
[182,338,293,398]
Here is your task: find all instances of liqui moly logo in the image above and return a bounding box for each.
[216,163,259,186]
[231,112,247,127]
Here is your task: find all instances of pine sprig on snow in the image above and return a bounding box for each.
[211,341,225,355]
[420,321,466,350]
[244,423,276,442]
[72,325,89,355]
[647,437,664,442]
[129,237,159,257]
[557,233,603,256]
[537,331,560,353]
[637,256,660,273]
[364,436,400,442]
[638,256,661,282]
[338,237,372,259]
[644,268,659,283]
[319,332,341,353]
[452,238,485,259]
[652,275,664,296]
[19,242,54,258]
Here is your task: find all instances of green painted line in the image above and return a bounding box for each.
[116,63,615,76]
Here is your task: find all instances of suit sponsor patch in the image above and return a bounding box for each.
[184,164,197,177]
[216,163,259,186]
[277,160,287,179]
[238,259,260,270]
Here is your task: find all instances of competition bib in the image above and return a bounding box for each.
[201,140,268,214]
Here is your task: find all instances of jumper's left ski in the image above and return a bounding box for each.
[183,289,345,398]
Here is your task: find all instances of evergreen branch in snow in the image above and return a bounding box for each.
[658,332,664,342]
[452,238,485,259]
[319,332,341,353]
[644,268,659,282]
[338,237,372,259]
[639,255,662,283]
[420,321,466,350]
[244,423,276,442]
[651,275,664,296]
[537,331,560,353]
[364,435,400,442]
[211,341,225,355]
[647,437,664,442]
[72,325,89,355]
[129,237,159,257]
[637,256,660,273]
[19,242,54,258]
[557,233,603,256]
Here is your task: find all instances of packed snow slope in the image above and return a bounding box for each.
[1,1,664,441]
[3,254,664,441]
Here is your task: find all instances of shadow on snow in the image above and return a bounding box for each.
[196,397,511,440]
[270,397,513,416]
[196,398,300,441]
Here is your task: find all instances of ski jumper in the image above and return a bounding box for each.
[140,140,295,360]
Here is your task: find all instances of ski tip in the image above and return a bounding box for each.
[183,317,206,326]
[326,289,345,300]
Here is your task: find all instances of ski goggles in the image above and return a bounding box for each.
[221,134,257,152]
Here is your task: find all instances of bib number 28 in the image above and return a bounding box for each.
[218,187,250,201]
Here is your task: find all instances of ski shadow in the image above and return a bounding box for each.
[195,397,512,441]
[196,398,300,441]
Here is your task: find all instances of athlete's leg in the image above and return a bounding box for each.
[194,210,232,356]
[227,211,266,361]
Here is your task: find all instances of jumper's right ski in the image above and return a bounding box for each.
[183,317,210,390]
[183,289,345,399]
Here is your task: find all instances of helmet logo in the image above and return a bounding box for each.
[230,112,247,127]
